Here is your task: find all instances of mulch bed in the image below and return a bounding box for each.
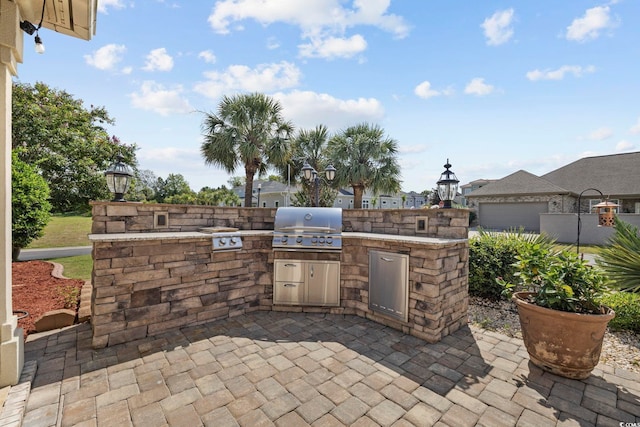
[12,260,84,337]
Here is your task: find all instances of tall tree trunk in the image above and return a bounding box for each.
[353,184,365,209]
[244,170,255,207]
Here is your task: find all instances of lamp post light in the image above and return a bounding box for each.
[257,183,262,207]
[302,162,336,207]
[104,154,133,202]
[436,159,459,209]
[576,188,618,255]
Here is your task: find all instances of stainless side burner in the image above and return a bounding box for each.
[201,228,243,252]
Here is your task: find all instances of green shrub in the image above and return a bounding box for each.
[597,219,640,293]
[468,228,555,300]
[500,247,608,313]
[12,151,51,259]
[599,292,640,333]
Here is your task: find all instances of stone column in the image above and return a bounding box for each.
[0,0,24,387]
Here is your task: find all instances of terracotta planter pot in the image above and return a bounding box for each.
[512,291,615,380]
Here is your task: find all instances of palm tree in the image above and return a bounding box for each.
[284,125,337,207]
[327,123,401,209]
[201,93,293,207]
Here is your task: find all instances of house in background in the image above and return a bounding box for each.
[235,181,424,209]
[460,179,496,207]
[401,191,428,209]
[466,152,640,239]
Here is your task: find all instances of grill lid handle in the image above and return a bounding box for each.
[277,226,336,232]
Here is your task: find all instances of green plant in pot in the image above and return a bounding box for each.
[499,244,614,379]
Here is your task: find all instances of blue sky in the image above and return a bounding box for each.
[14,0,640,193]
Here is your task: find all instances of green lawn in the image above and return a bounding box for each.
[27,215,92,249]
[49,254,93,281]
[554,244,603,255]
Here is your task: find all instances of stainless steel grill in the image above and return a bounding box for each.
[272,207,343,251]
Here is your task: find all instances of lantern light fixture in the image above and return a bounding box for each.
[104,155,133,202]
[301,161,337,207]
[436,159,459,209]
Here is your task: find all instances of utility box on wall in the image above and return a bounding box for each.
[415,216,429,233]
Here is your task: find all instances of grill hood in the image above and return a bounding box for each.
[274,207,343,234]
[273,207,343,251]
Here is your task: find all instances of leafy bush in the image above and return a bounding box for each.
[12,151,51,259]
[468,228,554,300]
[501,247,608,313]
[597,219,640,293]
[599,292,640,332]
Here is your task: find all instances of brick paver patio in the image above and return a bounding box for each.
[7,312,640,426]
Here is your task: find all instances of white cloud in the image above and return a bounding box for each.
[629,117,640,134]
[587,127,613,141]
[207,0,409,59]
[481,9,515,46]
[194,61,301,100]
[143,48,174,72]
[464,78,494,96]
[299,34,367,59]
[615,140,635,152]
[139,146,200,163]
[129,81,193,116]
[526,65,596,81]
[198,50,217,64]
[414,81,440,99]
[399,144,428,155]
[84,44,126,71]
[566,6,617,42]
[97,0,126,14]
[272,90,384,131]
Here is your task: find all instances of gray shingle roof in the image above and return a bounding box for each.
[541,152,640,197]
[466,170,569,197]
[466,152,640,198]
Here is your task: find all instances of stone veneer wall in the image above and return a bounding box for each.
[90,202,469,348]
[91,233,468,348]
[90,202,469,239]
[91,234,272,348]
[341,237,468,343]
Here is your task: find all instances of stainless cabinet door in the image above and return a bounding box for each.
[369,251,409,322]
[306,261,340,306]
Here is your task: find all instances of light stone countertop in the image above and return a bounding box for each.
[88,230,273,242]
[89,230,467,244]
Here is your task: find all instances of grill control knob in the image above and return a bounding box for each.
[296,236,303,244]
[281,235,288,244]
[326,236,333,245]
[218,237,226,245]
[318,237,325,244]
[230,237,237,245]
[311,236,318,244]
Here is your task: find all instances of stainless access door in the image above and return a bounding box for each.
[306,261,340,306]
[369,250,409,322]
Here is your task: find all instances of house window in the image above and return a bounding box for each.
[338,199,342,204]
[275,201,279,208]
[362,200,370,208]
[635,202,640,214]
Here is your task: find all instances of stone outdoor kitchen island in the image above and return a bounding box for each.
[89,203,469,349]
